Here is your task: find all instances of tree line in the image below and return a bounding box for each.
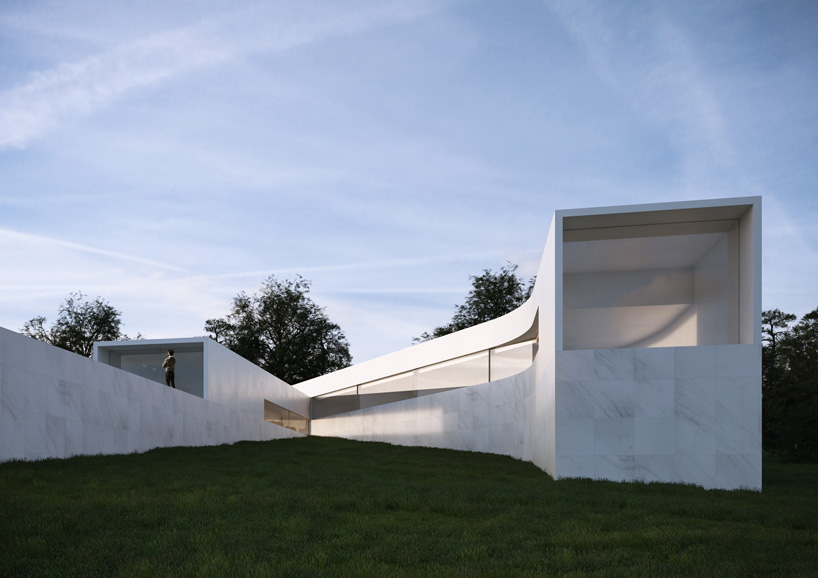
[21,279,353,385]
[762,308,818,462]
[21,264,533,383]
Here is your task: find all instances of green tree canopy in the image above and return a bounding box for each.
[762,308,797,387]
[205,275,352,384]
[21,292,136,357]
[414,263,535,343]
[762,307,818,462]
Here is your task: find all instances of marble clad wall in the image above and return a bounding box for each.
[311,343,761,491]
[0,327,301,463]
[309,200,761,490]
[205,339,310,419]
[311,366,536,461]
[554,344,762,490]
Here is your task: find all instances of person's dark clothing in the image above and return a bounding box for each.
[162,355,176,388]
[165,370,175,388]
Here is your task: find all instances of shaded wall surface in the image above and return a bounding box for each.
[113,349,204,397]
[0,328,301,463]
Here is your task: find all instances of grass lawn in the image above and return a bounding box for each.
[1,437,817,577]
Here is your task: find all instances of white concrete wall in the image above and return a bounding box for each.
[740,205,760,344]
[0,328,301,463]
[531,214,558,476]
[311,366,535,460]
[205,339,311,419]
[311,344,761,491]
[553,344,761,490]
[694,235,728,345]
[294,291,538,398]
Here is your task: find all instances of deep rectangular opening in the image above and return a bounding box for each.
[264,400,309,435]
[561,207,754,350]
[105,343,205,397]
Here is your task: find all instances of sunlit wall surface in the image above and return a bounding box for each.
[312,341,536,419]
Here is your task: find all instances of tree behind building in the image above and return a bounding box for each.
[205,275,352,384]
[21,292,137,357]
[413,263,535,343]
[762,307,818,463]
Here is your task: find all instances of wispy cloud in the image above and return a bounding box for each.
[324,287,467,295]
[0,228,186,271]
[209,250,506,280]
[642,20,733,171]
[544,0,732,181]
[0,1,440,150]
[0,19,228,149]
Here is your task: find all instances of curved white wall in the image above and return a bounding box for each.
[306,197,762,490]
[295,292,539,398]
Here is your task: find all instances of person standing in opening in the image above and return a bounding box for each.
[162,349,176,388]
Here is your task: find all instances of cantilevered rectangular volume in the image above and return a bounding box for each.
[302,197,762,490]
[560,201,756,350]
[551,198,761,489]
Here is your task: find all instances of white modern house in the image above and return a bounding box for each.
[0,197,762,490]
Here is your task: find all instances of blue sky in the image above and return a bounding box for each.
[1,0,816,363]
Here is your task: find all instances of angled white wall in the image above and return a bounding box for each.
[205,338,311,419]
[0,328,304,463]
[94,337,311,421]
[312,367,535,460]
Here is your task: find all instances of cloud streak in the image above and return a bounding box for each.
[209,250,506,280]
[0,228,186,272]
[0,1,438,150]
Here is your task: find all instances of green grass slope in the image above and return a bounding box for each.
[1,437,816,577]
